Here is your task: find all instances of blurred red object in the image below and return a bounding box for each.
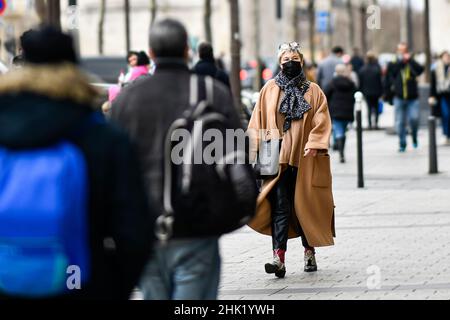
[262,68,273,81]
[240,69,248,81]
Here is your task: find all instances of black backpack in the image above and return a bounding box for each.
[155,75,258,241]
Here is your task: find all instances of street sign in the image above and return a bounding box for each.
[316,11,330,34]
[0,0,6,16]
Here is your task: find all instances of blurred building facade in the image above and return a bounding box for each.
[429,0,450,55]
[1,0,448,67]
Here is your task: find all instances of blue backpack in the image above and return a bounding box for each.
[0,114,100,298]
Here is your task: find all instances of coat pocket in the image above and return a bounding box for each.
[312,153,332,188]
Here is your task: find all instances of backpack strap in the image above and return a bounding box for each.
[205,76,214,106]
[156,75,216,243]
[189,74,199,108]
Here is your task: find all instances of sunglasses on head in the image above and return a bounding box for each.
[279,42,301,51]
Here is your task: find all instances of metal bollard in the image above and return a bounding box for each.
[355,92,365,188]
[428,115,438,174]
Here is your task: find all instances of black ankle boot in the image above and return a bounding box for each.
[265,249,286,278]
[304,249,318,273]
[336,138,345,163]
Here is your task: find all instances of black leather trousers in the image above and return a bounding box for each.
[269,166,311,251]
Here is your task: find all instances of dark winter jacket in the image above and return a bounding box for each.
[0,64,155,300]
[384,57,424,101]
[324,75,357,122]
[359,62,383,99]
[430,62,450,117]
[194,58,231,88]
[111,59,243,238]
[351,55,365,73]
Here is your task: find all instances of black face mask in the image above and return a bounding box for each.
[282,60,303,79]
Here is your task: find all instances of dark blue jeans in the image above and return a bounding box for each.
[139,238,221,300]
[394,97,420,149]
[441,97,450,138]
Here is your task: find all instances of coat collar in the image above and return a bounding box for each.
[0,64,99,106]
[154,58,189,73]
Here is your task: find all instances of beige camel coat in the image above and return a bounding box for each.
[247,80,336,247]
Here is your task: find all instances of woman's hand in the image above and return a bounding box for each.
[304,149,318,157]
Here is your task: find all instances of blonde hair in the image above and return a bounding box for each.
[335,64,348,77]
[277,42,304,64]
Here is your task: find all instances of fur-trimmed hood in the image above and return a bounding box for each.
[0,64,99,105]
[0,64,98,149]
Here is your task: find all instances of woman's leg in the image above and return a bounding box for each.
[269,169,291,252]
[265,168,294,278]
[289,167,318,272]
[366,97,374,129]
[333,120,346,163]
[441,97,450,138]
[367,97,379,129]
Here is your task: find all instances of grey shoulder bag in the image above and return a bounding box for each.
[253,138,282,179]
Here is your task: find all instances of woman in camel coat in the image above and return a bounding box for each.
[247,42,335,278]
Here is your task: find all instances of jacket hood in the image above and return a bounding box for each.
[333,76,355,91]
[0,64,99,149]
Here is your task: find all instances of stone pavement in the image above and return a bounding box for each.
[218,104,450,300]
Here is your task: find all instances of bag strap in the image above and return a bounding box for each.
[156,74,212,243]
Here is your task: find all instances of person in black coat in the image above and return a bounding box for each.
[430,51,450,145]
[359,52,383,130]
[384,43,424,152]
[111,19,243,300]
[324,64,357,163]
[0,26,155,300]
[194,42,230,88]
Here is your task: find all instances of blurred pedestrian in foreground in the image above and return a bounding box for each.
[325,64,357,163]
[430,51,450,145]
[0,26,154,300]
[194,42,230,88]
[112,19,249,300]
[359,51,383,130]
[248,42,335,278]
[317,46,344,89]
[384,43,424,152]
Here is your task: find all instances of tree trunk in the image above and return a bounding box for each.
[424,0,431,82]
[35,0,48,24]
[229,0,242,113]
[253,0,262,91]
[372,0,380,52]
[98,0,106,55]
[125,0,131,53]
[150,0,158,27]
[346,0,355,52]
[308,0,316,64]
[328,0,334,50]
[204,0,212,43]
[406,0,414,51]
[360,2,368,55]
[292,0,299,41]
[47,0,61,30]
